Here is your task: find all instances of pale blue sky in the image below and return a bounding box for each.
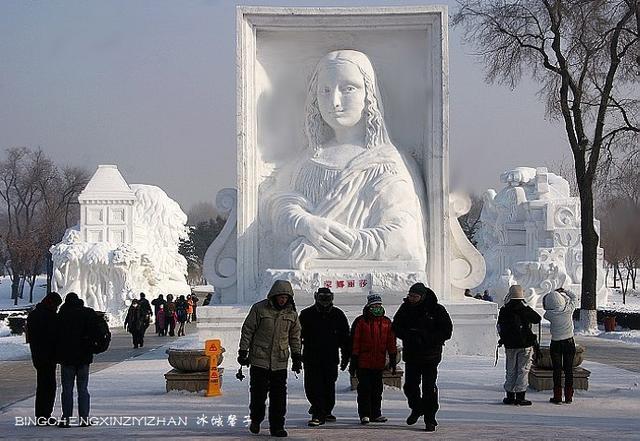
[0,0,567,211]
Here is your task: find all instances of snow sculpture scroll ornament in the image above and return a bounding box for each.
[476,167,608,307]
[50,165,190,324]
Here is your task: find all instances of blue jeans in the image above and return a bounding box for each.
[61,364,90,419]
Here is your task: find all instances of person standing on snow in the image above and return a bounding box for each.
[350,293,397,425]
[238,280,302,438]
[124,299,147,348]
[56,292,101,427]
[26,291,62,424]
[543,287,578,404]
[497,285,541,406]
[299,287,350,426]
[392,283,452,432]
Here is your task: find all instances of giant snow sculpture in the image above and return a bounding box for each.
[50,165,190,323]
[476,167,608,307]
[200,7,499,358]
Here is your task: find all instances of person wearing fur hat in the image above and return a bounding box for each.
[26,291,62,424]
[497,285,541,406]
[392,283,452,432]
[543,287,578,404]
[299,287,350,426]
[238,280,302,438]
[350,292,397,425]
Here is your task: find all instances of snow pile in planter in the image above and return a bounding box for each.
[0,320,10,337]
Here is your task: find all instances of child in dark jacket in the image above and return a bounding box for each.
[498,285,541,406]
[350,293,397,425]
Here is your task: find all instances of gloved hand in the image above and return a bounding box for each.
[237,349,250,367]
[389,352,397,375]
[339,354,349,371]
[349,355,358,376]
[291,354,303,374]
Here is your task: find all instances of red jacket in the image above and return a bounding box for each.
[352,315,397,370]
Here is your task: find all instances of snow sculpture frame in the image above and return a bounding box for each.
[233,6,452,301]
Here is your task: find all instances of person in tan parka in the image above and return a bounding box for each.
[238,280,302,438]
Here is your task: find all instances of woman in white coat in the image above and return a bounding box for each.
[543,288,578,404]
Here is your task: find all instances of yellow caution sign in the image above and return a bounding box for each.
[205,339,222,397]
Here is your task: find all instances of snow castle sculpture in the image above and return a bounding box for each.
[476,167,608,307]
[50,165,190,323]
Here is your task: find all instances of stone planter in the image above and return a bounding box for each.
[533,344,584,369]
[166,348,225,372]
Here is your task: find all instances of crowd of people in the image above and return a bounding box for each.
[124,293,200,346]
[25,281,577,434]
[237,281,453,436]
[25,290,201,427]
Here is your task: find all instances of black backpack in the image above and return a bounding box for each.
[90,312,111,354]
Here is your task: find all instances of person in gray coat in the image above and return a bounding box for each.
[238,280,302,438]
[543,287,578,404]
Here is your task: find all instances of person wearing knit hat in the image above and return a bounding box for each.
[543,287,579,404]
[350,292,397,425]
[26,292,62,424]
[392,283,452,432]
[497,285,541,406]
[299,287,350,426]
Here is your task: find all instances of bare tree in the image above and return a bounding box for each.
[458,193,484,246]
[454,0,639,330]
[187,201,219,226]
[0,147,89,304]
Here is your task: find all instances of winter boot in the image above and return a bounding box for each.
[564,386,574,404]
[406,409,423,425]
[249,421,260,434]
[515,391,532,406]
[549,387,563,404]
[307,418,324,427]
[270,428,288,437]
[502,392,516,405]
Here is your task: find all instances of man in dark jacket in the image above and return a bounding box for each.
[56,292,100,427]
[26,292,62,424]
[299,287,350,426]
[392,283,452,432]
[238,280,302,438]
[497,284,541,406]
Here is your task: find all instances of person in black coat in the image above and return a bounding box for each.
[56,292,100,427]
[151,295,166,334]
[299,288,350,426]
[124,299,148,348]
[392,283,452,432]
[497,285,541,406]
[26,292,62,424]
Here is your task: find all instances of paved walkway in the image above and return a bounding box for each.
[574,335,640,373]
[0,322,198,411]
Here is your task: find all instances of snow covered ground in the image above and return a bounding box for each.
[606,288,640,313]
[0,337,638,439]
[0,276,47,311]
